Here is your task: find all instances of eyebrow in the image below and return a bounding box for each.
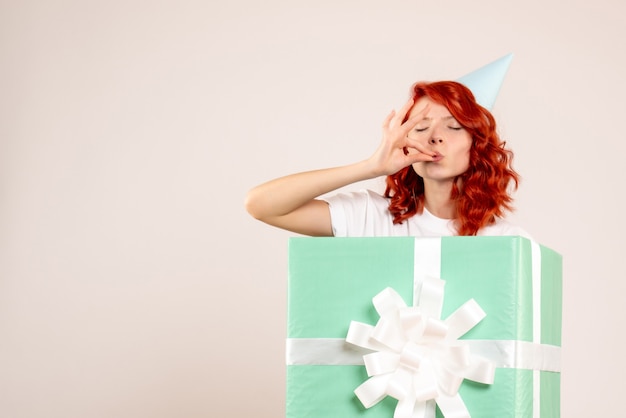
[420,116,456,122]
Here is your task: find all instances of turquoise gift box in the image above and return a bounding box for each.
[286,236,562,418]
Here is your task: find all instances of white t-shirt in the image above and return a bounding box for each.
[322,189,531,238]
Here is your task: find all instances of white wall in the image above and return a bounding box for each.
[1,0,624,416]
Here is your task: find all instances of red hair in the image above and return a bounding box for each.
[384,81,519,236]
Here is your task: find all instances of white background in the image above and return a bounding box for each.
[1,0,625,416]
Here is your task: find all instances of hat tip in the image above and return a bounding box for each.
[456,53,514,110]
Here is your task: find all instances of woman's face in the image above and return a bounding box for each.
[407,97,473,184]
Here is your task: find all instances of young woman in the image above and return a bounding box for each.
[245,81,530,238]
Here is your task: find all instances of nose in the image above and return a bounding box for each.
[428,136,443,145]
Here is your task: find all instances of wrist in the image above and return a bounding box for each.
[358,158,385,180]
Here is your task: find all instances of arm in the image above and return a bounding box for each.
[245,161,378,236]
[244,98,435,236]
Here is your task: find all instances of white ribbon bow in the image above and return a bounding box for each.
[346,277,496,418]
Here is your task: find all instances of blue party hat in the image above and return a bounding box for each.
[456,53,513,110]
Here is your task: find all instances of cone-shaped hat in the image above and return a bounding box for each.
[456,53,513,110]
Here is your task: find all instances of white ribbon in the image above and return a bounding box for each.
[286,338,561,371]
[531,241,542,417]
[345,280,493,418]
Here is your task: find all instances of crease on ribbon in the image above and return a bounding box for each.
[346,278,495,418]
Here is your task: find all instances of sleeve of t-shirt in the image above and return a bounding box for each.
[321,190,371,237]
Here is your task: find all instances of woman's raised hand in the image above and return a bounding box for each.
[245,97,438,236]
[367,98,436,177]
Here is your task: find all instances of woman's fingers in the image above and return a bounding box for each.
[404,144,436,160]
[382,109,396,129]
[401,105,435,159]
[405,135,436,157]
[402,103,430,134]
[374,98,435,174]
[398,97,416,119]
[387,98,415,129]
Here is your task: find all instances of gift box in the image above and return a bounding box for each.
[286,236,562,418]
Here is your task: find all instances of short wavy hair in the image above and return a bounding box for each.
[384,81,519,236]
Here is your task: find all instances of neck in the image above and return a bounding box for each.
[423,181,456,219]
